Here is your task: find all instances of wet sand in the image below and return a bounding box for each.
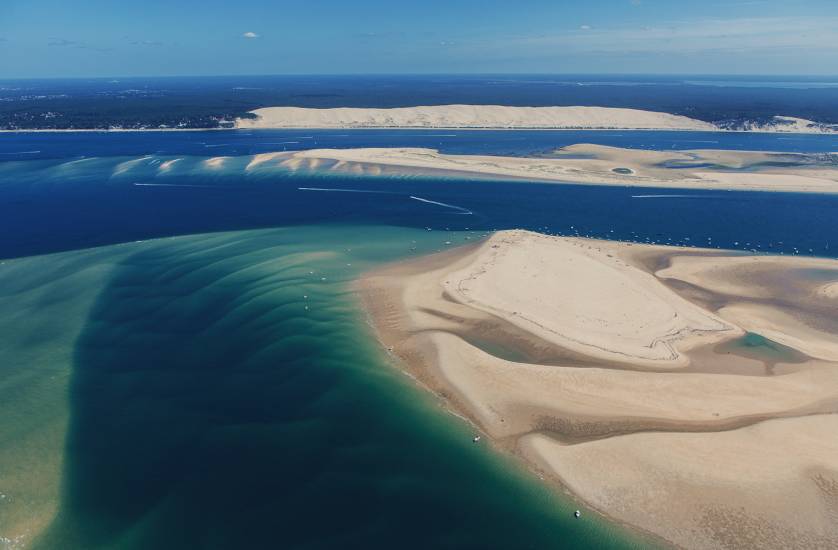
[357,230,838,549]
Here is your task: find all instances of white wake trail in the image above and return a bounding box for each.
[409,195,473,214]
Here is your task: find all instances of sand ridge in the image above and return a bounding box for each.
[245,145,838,193]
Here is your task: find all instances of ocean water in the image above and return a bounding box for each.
[2,133,837,260]
[1,130,838,549]
[2,128,838,161]
[2,227,647,550]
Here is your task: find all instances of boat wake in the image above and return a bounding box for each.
[409,195,473,215]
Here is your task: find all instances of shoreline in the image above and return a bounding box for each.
[357,230,838,549]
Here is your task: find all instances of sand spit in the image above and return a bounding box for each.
[236,105,718,130]
[261,145,838,193]
[358,230,838,549]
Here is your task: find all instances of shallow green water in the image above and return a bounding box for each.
[0,226,649,549]
[719,332,806,365]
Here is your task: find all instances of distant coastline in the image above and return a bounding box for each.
[4,106,838,134]
[4,76,838,132]
[4,122,838,134]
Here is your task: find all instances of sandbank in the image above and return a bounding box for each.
[251,145,838,193]
[358,230,838,549]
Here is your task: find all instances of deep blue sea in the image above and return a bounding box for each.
[3,128,838,162]
[1,130,837,260]
[1,129,837,549]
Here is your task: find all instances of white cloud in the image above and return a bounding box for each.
[579,25,592,30]
[242,32,259,39]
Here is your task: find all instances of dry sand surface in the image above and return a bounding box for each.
[241,145,838,193]
[234,105,837,133]
[236,105,717,130]
[358,230,838,549]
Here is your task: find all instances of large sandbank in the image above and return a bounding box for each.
[246,145,838,193]
[358,230,838,549]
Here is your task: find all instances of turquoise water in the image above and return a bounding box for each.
[1,226,648,549]
[717,332,807,366]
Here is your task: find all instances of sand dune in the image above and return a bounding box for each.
[236,105,718,130]
[358,230,838,549]
[733,115,838,134]
[236,105,838,134]
[442,233,733,367]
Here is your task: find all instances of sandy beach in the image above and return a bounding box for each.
[358,230,838,549]
[238,145,838,193]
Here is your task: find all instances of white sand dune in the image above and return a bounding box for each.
[236,105,718,130]
[442,233,733,367]
[735,115,838,134]
[236,105,838,134]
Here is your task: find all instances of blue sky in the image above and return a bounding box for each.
[1,0,837,77]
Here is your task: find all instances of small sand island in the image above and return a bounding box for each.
[359,230,838,549]
[235,105,838,133]
[242,145,838,193]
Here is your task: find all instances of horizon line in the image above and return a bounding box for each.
[4,72,838,82]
